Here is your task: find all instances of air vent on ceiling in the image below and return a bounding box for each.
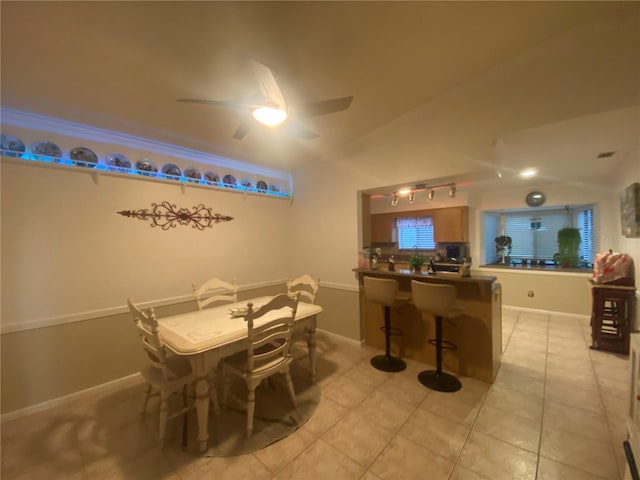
[596,151,616,159]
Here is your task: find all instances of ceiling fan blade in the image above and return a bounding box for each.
[294,96,353,118]
[285,120,318,140]
[176,98,260,111]
[250,59,288,111]
[232,121,251,140]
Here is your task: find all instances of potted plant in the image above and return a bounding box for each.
[557,227,581,267]
[494,235,512,264]
[409,250,426,272]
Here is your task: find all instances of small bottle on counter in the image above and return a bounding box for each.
[388,255,395,271]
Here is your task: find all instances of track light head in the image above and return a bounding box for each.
[408,191,415,203]
[391,193,398,206]
[428,188,435,201]
[449,184,456,198]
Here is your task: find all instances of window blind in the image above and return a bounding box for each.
[397,216,435,250]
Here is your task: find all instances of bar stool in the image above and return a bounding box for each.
[364,276,410,372]
[411,280,464,392]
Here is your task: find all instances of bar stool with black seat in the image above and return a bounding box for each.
[411,280,464,392]
[364,276,411,372]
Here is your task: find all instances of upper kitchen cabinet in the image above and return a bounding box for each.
[371,213,396,243]
[433,206,469,242]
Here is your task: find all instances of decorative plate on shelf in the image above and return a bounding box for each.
[1,134,26,156]
[69,147,98,167]
[222,174,237,186]
[256,180,268,191]
[183,167,202,182]
[105,153,131,170]
[240,178,254,189]
[161,163,181,178]
[29,141,63,160]
[135,158,158,175]
[204,171,220,184]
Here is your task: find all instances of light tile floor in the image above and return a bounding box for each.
[1,308,631,479]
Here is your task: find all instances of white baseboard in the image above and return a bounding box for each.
[1,373,144,424]
[316,328,364,347]
[503,304,591,321]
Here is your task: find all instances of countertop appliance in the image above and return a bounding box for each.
[445,244,468,263]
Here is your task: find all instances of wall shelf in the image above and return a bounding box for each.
[1,152,292,200]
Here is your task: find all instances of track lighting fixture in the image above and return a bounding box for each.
[408,191,415,203]
[428,188,435,201]
[449,184,456,198]
[391,193,398,206]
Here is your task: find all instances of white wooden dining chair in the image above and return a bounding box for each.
[287,274,320,304]
[127,298,197,447]
[220,293,300,438]
[192,277,238,310]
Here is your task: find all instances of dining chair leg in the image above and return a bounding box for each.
[284,369,297,407]
[246,386,256,438]
[159,393,169,447]
[141,383,153,414]
[181,385,189,448]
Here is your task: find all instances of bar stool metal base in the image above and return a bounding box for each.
[371,354,406,372]
[418,370,462,392]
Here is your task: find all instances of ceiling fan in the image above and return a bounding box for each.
[177,59,353,140]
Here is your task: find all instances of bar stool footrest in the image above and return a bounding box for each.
[418,370,461,392]
[380,326,404,337]
[371,355,406,372]
[427,339,457,351]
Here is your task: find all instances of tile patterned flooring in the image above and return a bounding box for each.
[1,308,631,479]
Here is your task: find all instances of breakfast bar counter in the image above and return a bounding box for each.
[353,267,502,383]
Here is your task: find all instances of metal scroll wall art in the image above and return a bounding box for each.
[117,201,233,230]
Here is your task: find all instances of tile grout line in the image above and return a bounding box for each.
[534,312,551,480]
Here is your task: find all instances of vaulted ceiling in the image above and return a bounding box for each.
[1,2,639,181]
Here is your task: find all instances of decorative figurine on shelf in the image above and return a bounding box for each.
[495,235,513,264]
[388,255,395,272]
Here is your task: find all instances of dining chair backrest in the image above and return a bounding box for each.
[192,277,238,310]
[127,298,174,380]
[411,280,458,318]
[243,293,299,374]
[287,274,319,304]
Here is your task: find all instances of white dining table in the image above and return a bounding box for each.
[157,296,323,452]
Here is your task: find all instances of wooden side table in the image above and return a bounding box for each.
[590,281,636,354]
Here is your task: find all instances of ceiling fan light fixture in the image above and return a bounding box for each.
[252,107,288,126]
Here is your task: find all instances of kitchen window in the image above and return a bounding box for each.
[397,216,436,250]
[484,205,596,267]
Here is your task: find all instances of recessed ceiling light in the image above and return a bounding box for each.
[520,168,538,178]
[252,107,287,126]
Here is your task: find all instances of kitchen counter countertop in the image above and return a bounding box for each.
[352,267,497,284]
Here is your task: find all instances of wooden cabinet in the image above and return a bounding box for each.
[433,206,469,242]
[371,213,396,243]
[369,206,468,244]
